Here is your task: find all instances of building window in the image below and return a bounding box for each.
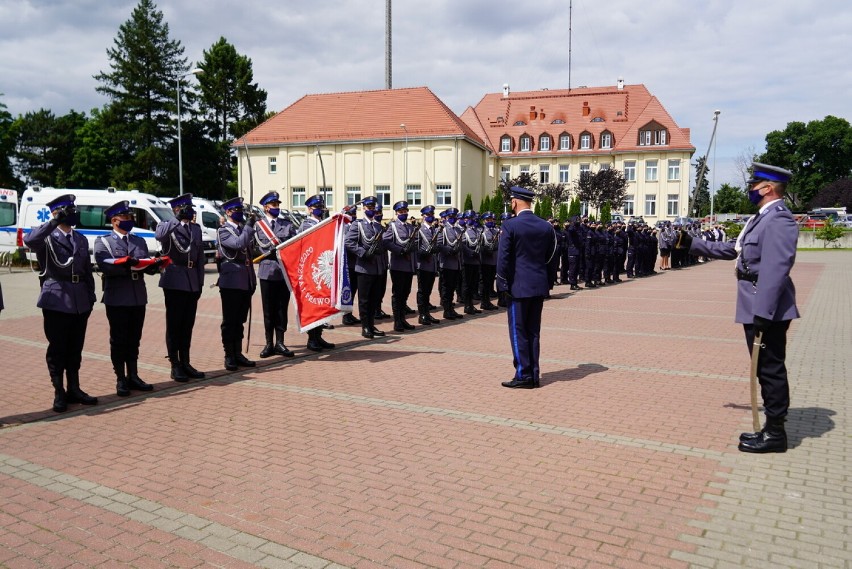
[375,185,391,207]
[639,128,668,146]
[318,187,333,207]
[539,165,550,184]
[520,135,532,152]
[645,160,658,182]
[579,163,591,176]
[623,160,636,181]
[559,164,569,183]
[667,194,679,216]
[436,184,452,206]
[500,136,511,152]
[667,159,680,181]
[539,135,551,151]
[500,165,511,182]
[657,130,667,145]
[599,163,611,171]
[291,187,305,208]
[580,202,589,216]
[559,133,571,150]
[406,184,422,206]
[268,157,277,174]
[601,132,612,149]
[645,194,656,216]
[623,195,634,216]
[580,133,591,149]
[346,186,361,206]
[520,165,530,175]
[514,120,526,126]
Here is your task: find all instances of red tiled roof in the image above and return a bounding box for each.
[234,87,486,148]
[462,84,694,156]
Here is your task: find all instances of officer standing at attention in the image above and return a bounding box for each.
[298,195,337,351]
[437,208,464,320]
[497,186,557,389]
[254,191,296,359]
[156,194,206,382]
[344,196,387,339]
[24,194,98,412]
[95,201,160,396]
[372,203,391,321]
[461,210,483,315]
[478,212,499,311]
[678,163,799,453]
[382,200,417,332]
[217,197,257,371]
[415,205,441,325]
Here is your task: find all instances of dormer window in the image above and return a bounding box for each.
[591,117,604,122]
[579,132,592,150]
[600,131,613,149]
[514,120,527,126]
[638,122,669,146]
[539,134,552,152]
[551,119,565,124]
[559,133,571,151]
[500,135,512,152]
[519,135,532,152]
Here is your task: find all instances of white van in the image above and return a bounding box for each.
[18,187,214,263]
[164,197,221,263]
[0,188,18,254]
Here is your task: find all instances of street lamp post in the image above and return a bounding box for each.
[400,123,408,200]
[176,68,203,195]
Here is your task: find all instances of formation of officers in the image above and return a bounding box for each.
[25,189,715,413]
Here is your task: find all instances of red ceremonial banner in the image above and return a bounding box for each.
[277,214,352,332]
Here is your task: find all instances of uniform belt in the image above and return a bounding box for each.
[48,275,81,283]
[735,268,758,283]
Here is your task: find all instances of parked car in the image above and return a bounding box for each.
[627,216,645,225]
[799,214,828,229]
[835,214,852,229]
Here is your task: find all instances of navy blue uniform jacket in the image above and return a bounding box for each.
[496,210,557,298]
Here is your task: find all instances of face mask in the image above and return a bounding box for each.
[375,213,383,221]
[748,188,763,206]
[424,215,435,224]
[268,208,280,218]
[397,214,408,222]
[178,207,195,221]
[447,217,456,224]
[312,208,324,218]
[64,212,80,227]
[230,210,245,223]
[364,209,376,219]
[485,221,495,228]
[118,220,135,232]
[458,219,467,227]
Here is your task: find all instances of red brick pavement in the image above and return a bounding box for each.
[0,258,824,568]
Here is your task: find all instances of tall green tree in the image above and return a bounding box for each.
[568,196,581,218]
[557,202,568,223]
[713,183,754,214]
[0,96,19,189]
[94,0,189,190]
[691,155,712,217]
[600,201,612,223]
[759,115,852,209]
[808,178,852,211]
[13,109,84,187]
[71,107,122,188]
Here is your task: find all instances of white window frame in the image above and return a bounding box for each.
[500,165,511,182]
[346,186,361,206]
[623,161,636,181]
[645,160,658,182]
[406,184,422,206]
[539,135,551,152]
[656,130,667,145]
[539,164,550,184]
[520,165,530,175]
[645,194,656,216]
[579,163,591,176]
[318,187,333,207]
[375,185,391,207]
[667,159,680,181]
[639,131,651,146]
[667,194,679,216]
[623,196,634,216]
[268,157,277,174]
[436,184,452,206]
[601,133,612,149]
[580,133,591,149]
[599,163,611,171]
[520,136,531,152]
[580,202,589,216]
[558,164,569,183]
[500,136,511,152]
[559,134,571,150]
[291,187,306,208]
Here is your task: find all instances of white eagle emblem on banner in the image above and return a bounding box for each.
[311,249,335,290]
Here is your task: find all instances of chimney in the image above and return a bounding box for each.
[529,105,537,121]
[502,83,510,98]
[582,102,590,117]
[617,76,624,90]
[540,108,545,120]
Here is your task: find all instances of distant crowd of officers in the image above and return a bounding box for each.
[23,190,726,413]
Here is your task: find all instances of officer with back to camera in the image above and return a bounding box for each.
[254,191,296,359]
[95,200,162,397]
[298,195,337,351]
[677,162,799,453]
[156,193,206,382]
[217,196,257,371]
[497,186,557,389]
[24,194,98,412]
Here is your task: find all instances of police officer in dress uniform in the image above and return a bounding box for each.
[564,217,583,290]
[415,205,441,325]
[437,208,464,320]
[95,201,160,396]
[461,210,483,315]
[478,212,499,310]
[24,194,98,412]
[217,197,257,371]
[497,187,557,389]
[254,191,296,359]
[344,196,387,339]
[496,212,513,307]
[298,195,337,351]
[383,200,417,332]
[372,203,391,321]
[678,162,799,453]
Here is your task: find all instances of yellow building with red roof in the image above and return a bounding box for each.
[235,80,695,221]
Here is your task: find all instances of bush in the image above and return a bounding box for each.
[814,218,845,247]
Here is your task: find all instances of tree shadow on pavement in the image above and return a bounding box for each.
[540,363,608,387]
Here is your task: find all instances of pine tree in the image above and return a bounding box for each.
[558,202,568,223]
[534,201,541,217]
[600,201,612,223]
[464,193,473,211]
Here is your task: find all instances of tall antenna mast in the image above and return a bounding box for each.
[568,0,573,90]
[385,0,392,89]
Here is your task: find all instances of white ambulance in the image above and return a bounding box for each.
[0,188,18,255]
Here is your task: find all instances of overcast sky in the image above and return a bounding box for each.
[2,0,850,189]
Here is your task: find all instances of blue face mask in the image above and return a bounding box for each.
[485,221,495,228]
[64,212,80,227]
[397,214,408,222]
[312,208,324,218]
[748,187,764,206]
[375,213,383,221]
[230,210,245,223]
[458,219,467,227]
[364,209,376,218]
[268,207,280,218]
[424,216,435,224]
[447,217,456,224]
[118,220,135,232]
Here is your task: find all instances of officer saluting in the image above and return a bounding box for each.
[156,194,206,382]
[497,186,557,389]
[254,191,296,359]
[24,194,98,412]
[678,162,799,453]
[217,197,257,371]
[95,201,160,396]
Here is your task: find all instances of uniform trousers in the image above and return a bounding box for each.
[163,288,200,356]
[566,252,580,285]
[439,268,460,311]
[357,273,381,330]
[480,264,497,306]
[626,249,637,276]
[506,296,544,381]
[259,279,290,338]
[43,309,91,378]
[744,320,791,420]
[390,270,414,324]
[416,270,437,313]
[463,264,480,306]
[105,305,146,369]
[219,287,252,345]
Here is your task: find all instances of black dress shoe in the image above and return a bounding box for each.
[273,343,295,357]
[428,315,441,324]
[393,325,405,332]
[116,379,131,397]
[404,306,416,315]
[371,327,386,337]
[481,304,498,311]
[66,387,98,405]
[323,323,335,330]
[342,313,361,325]
[307,340,323,352]
[429,303,438,311]
[402,321,415,330]
[533,378,541,388]
[361,328,374,339]
[501,378,535,389]
[53,396,67,413]
[318,338,335,349]
[570,285,581,290]
[224,356,239,371]
[418,315,433,325]
[738,430,787,453]
[739,430,761,442]
[127,375,154,391]
[451,311,464,319]
[235,353,256,367]
[464,306,482,315]
[443,312,458,320]
[171,364,189,382]
[259,343,275,358]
